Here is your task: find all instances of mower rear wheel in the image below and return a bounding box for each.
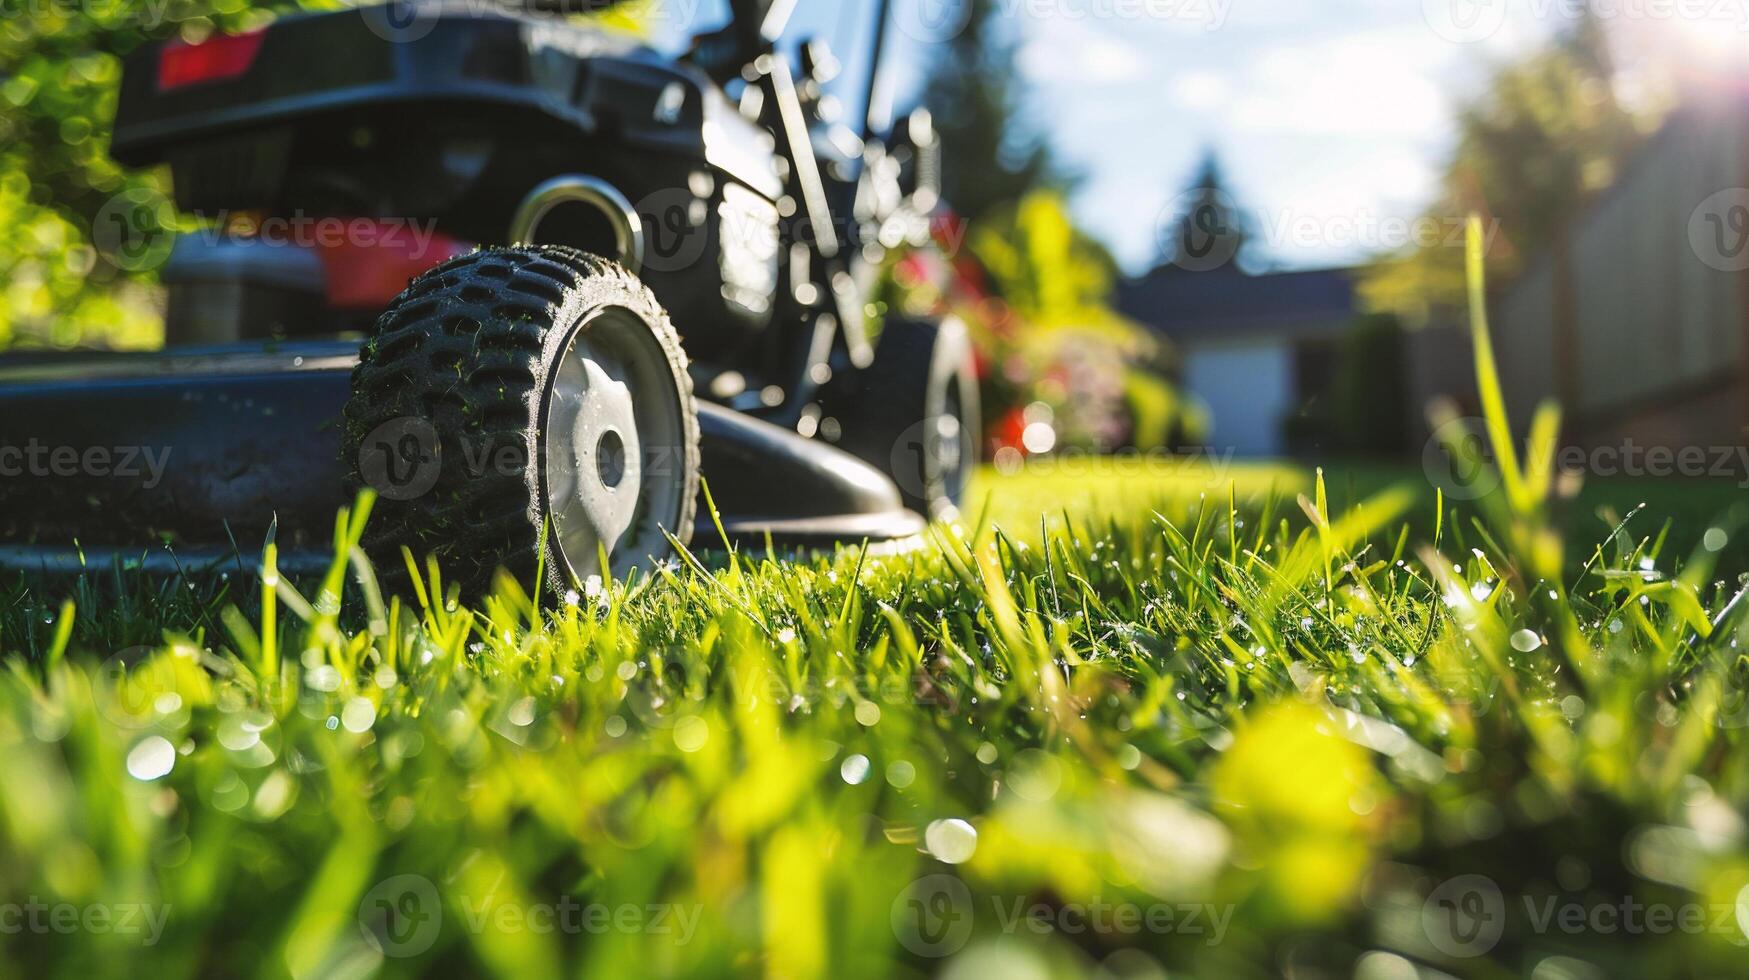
[343,246,698,598]
[820,315,979,521]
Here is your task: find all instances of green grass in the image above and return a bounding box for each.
[2,221,1749,977]
[0,454,1745,978]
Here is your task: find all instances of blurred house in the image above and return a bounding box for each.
[1488,94,1749,450]
[1118,265,1357,455]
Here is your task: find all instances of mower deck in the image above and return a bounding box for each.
[0,341,925,577]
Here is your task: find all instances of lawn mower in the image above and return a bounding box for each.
[0,0,979,596]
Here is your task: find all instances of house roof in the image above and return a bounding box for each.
[1116,265,1358,342]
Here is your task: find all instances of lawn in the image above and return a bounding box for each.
[2,447,1747,978]
[3,227,1748,978]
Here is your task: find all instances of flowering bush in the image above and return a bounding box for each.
[877,194,1206,459]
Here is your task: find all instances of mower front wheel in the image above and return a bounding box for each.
[343,246,698,598]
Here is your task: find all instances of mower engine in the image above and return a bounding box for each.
[112,9,785,359]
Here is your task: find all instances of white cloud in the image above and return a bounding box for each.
[1227,28,1454,137]
[1168,70,1231,110]
[1017,16,1151,86]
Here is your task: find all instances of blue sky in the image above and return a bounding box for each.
[987,0,1556,274]
[656,1,1743,275]
[781,0,1558,274]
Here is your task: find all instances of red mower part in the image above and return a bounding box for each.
[310,224,473,310]
[158,30,266,91]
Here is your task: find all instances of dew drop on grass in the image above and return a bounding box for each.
[506,696,536,728]
[218,714,261,752]
[975,742,998,765]
[305,665,341,693]
[854,701,881,727]
[1006,750,1061,801]
[840,754,871,784]
[673,716,708,753]
[341,697,377,733]
[1705,528,1729,552]
[924,818,978,864]
[1511,629,1543,653]
[127,736,175,781]
[886,760,917,789]
[1116,744,1142,770]
[210,771,248,812]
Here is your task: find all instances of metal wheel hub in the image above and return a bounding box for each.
[562,351,642,546]
[542,306,688,582]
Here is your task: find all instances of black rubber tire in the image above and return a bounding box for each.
[820,315,980,521]
[341,245,698,599]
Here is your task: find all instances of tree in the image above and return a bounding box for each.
[1358,13,1643,320]
[1158,150,1251,274]
[0,2,307,349]
[921,0,1069,225]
